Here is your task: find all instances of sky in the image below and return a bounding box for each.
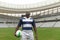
[0,0,59,5]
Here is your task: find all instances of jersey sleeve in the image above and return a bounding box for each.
[32,19,36,27]
[17,18,22,27]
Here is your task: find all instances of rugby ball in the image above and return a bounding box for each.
[16,30,22,37]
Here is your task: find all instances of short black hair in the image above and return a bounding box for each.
[26,12,30,16]
[26,12,30,14]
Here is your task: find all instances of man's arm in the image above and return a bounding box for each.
[15,26,20,34]
[33,26,38,40]
[32,20,38,40]
[15,19,22,36]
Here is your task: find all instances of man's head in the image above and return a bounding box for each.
[25,12,30,18]
[21,15,25,18]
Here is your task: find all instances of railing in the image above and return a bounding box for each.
[0,0,59,9]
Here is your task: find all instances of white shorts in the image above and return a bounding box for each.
[21,30,34,40]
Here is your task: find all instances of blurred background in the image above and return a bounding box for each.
[0,0,60,27]
[0,0,60,40]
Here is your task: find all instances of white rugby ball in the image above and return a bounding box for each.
[16,30,22,37]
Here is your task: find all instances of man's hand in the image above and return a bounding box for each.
[14,26,20,37]
[35,33,38,40]
[14,32,17,37]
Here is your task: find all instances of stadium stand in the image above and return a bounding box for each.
[0,1,60,27]
[0,14,19,27]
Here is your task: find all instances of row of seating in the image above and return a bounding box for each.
[36,21,60,27]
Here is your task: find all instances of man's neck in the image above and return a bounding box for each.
[26,17,29,18]
[26,16,29,18]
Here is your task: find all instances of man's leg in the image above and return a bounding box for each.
[21,31,27,40]
[28,32,34,40]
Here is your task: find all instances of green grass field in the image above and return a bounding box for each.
[0,27,60,40]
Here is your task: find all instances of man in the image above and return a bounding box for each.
[15,12,38,40]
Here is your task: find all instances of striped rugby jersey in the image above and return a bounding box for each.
[18,17,35,30]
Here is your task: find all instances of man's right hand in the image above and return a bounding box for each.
[14,32,17,37]
[14,32,16,36]
[14,26,19,37]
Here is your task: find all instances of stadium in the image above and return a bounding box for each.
[0,0,60,40]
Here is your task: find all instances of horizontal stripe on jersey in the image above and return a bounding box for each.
[22,27,32,30]
[22,22,32,24]
[22,19,33,22]
[23,24,32,27]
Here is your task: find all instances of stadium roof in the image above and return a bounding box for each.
[0,0,59,12]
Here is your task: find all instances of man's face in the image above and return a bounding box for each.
[26,13,30,18]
